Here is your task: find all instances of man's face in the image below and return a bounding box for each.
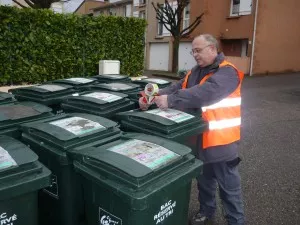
[191,37,216,67]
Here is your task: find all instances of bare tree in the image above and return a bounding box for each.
[12,0,68,9]
[152,0,204,73]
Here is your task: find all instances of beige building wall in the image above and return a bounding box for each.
[253,0,300,74]
[75,1,106,15]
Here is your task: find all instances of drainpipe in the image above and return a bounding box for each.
[250,0,259,76]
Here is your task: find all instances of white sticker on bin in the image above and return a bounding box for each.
[36,84,66,92]
[0,146,17,170]
[144,78,169,84]
[83,92,122,102]
[65,78,93,83]
[145,108,194,123]
[108,139,179,170]
[49,117,105,135]
[105,83,132,90]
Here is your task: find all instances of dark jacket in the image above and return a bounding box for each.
[159,53,240,163]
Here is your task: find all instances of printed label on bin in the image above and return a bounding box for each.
[108,139,179,170]
[144,78,169,84]
[154,200,177,224]
[145,108,194,123]
[0,146,17,171]
[36,84,66,92]
[65,77,93,83]
[49,117,105,135]
[99,208,122,225]
[83,92,123,102]
[105,83,132,90]
[0,213,18,224]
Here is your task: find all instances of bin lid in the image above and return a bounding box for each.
[0,135,51,200]
[71,132,193,187]
[90,83,141,94]
[133,78,171,88]
[0,92,16,105]
[0,102,53,130]
[93,74,131,82]
[21,113,121,151]
[52,77,97,87]
[9,84,76,99]
[62,91,135,115]
[91,82,140,91]
[116,108,207,135]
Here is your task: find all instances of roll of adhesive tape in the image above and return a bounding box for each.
[144,83,159,96]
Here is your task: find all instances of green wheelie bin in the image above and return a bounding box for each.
[115,108,207,154]
[9,84,77,114]
[88,82,142,107]
[61,91,136,119]
[20,113,122,225]
[51,77,98,91]
[0,92,16,105]
[0,101,53,139]
[69,132,203,225]
[0,135,51,225]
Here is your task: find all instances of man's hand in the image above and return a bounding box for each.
[139,97,150,111]
[155,95,168,110]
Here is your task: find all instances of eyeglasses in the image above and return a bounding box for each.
[190,45,211,55]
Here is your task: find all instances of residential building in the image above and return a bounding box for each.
[92,0,133,17]
[146,0,300,75]
[75,0,107,15]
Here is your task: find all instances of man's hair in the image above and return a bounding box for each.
[195,34,219,52]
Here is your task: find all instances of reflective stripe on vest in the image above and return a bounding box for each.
[181,60,244,149]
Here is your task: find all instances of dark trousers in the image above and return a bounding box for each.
[197,158,245,225]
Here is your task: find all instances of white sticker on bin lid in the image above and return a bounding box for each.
[144,78,169,84]
[105,83,132,90]
[145,108,194,123]
[49,117,105,135]
[36,84,66,92]
[0,146,17,171]
[108,139,179,170]
[65,78,93,83]
[83,92,123,102]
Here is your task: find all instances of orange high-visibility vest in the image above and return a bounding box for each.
[182,60,244,149]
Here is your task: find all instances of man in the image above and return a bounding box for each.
[139,34,245,225]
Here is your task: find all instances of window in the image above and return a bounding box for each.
[124,4,132,17]
[139,11,146,19]
[156,2,177,36]
[109,8,116,16]
[230,0,252,16]
[139,0,146,5]
[183,2,190,31]
[157,4,164,36]
[221,39,248,57]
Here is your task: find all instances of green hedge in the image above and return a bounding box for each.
[0,6,147,84]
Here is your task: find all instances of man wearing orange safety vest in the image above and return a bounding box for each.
[139,34,245,225]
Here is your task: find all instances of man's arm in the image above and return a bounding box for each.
[167,66,239,109]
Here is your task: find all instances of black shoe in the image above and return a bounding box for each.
[190,212,215,225]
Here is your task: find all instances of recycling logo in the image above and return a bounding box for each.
[99,208,122,225]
